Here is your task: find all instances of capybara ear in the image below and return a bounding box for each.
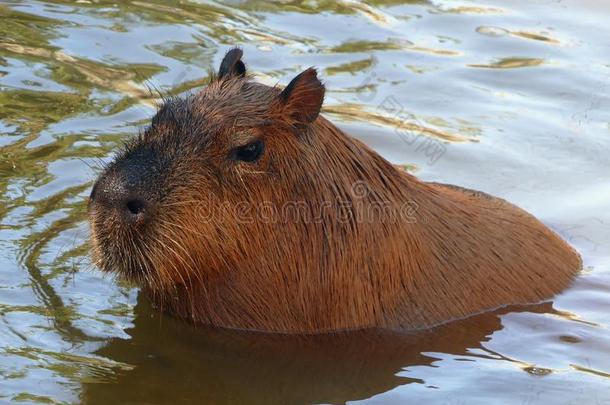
[278,68,325,124]
[218,47,246,79]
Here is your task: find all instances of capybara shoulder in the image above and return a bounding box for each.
[88,47,581,334]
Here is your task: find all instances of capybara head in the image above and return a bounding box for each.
[89,47,580,334]
[89,48,357,328]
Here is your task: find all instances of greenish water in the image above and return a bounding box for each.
[1,0,609,403]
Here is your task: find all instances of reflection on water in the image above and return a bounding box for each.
[1,0,609,403]
[468,57,545,69]
[81,299,555,404]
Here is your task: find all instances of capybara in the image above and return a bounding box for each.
[88,47,581,334]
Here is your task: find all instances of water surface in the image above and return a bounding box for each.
[1,0,609,403]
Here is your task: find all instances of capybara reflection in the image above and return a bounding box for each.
[88,47,581,334]
[82,295,557,405]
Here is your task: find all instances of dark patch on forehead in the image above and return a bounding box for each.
[146,96,207,147]
[135,97,200,157]
[151,97,190,128]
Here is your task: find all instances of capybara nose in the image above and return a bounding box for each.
[90,172,151,224]
[125,198,146,217]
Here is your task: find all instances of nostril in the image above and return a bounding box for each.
[126,199,146,216]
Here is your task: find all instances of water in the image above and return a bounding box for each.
[1,0,609,403]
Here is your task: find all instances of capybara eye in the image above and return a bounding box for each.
[232,139,264,162]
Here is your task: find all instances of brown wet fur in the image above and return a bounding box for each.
[88,47,581,334]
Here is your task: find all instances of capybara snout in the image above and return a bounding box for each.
[89,47,581,334]
[90,146,161,223]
